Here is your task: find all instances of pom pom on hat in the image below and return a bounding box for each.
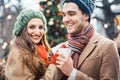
[13,9,47,36]
[63,0,95,19]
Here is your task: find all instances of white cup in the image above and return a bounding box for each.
[57,48,71,58]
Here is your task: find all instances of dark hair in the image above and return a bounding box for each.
[63,0,86,14]
[63,0,95,22]
[114,31,120,39]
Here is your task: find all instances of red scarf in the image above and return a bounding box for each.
[37,45,57,67]
[68,24,95,68]
[37,45,49,66]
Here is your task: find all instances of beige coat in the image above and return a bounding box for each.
[43,32,119,80]
[5,46,36,80]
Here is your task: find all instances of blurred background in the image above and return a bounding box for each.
[0,0,120,58]
[0,0,120,79]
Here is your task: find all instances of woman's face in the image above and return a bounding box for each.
[27,18,45,44]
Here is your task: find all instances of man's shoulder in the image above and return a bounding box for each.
[92,32,116,46]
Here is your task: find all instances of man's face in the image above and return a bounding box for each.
[62,2,88,34]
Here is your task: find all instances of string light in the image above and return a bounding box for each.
[2,42,8,50]
[60,24,65,28]
[7,15,12,20]
[47,1,52,5]
[117,25,120,30]
[104,23,110,29]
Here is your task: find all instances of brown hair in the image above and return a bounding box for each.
[12,24,50,78]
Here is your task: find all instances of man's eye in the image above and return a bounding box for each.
[69,13,75,16]
[62,13,65,17]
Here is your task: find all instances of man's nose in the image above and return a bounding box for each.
[63,16,70,22]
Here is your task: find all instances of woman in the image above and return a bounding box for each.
[5,9,51,80]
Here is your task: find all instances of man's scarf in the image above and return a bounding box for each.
[68,24,95,68]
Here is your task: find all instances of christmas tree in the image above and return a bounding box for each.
[40,0,67,47]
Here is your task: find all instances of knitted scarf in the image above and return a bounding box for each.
[37,45,49,67]
[37,44,57,67]
[68,24,94,68]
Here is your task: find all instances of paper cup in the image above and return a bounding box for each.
[57,48,71,57]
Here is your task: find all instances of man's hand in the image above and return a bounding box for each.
[56,53,74,77]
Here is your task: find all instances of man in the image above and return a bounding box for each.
[43,0,119,80]
[114,31,120,55]
[114,31,120,80]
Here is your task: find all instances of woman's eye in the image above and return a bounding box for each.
[39,26,44,29]
[29,25,35,29]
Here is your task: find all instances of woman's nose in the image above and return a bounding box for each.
[35,29,40,35]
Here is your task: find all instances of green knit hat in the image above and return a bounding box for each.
[13,9,47,36]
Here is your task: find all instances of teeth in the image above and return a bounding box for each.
[32,36,40,39]
[67,25,72,28]
[66,24,73,27]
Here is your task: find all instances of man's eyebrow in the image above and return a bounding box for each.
[68,11,76,13]
[63,10,76,14]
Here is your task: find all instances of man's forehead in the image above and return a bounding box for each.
[62,2,79,12]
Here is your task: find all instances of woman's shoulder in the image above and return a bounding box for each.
[7,45,23,64]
